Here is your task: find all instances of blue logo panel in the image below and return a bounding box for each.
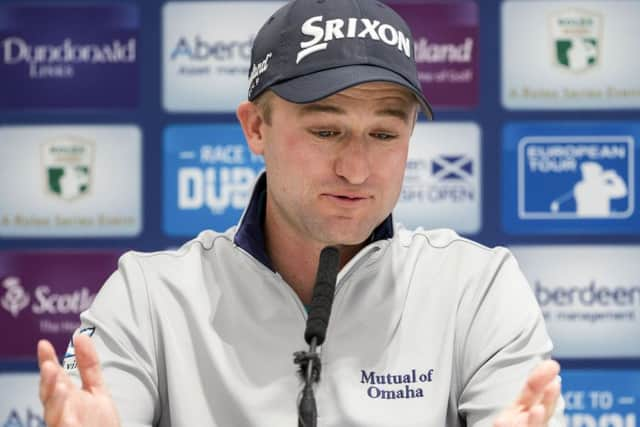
[563,369,640,426]
[502,122,640,234]
[163,124,264,237]
[0,4,139,109]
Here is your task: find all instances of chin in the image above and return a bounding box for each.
[322,227,374,247]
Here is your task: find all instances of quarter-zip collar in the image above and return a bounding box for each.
[233,172,394,272]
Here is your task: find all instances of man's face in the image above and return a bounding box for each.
[257,82,417,248]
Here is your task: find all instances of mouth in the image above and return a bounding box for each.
[333,195,365,200]
[323,193,371,204]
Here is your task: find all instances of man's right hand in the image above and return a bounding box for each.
[38,334,120,427]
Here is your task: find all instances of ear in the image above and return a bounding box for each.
[236,101,266,155]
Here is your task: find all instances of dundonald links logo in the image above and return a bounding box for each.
[0,4,139,108]
[550,9,602,73]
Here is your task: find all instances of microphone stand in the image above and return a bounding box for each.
[294,246,340,427]
[295,336,320,427]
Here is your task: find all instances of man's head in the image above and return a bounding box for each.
[236,0,430,252]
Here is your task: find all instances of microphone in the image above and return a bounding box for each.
[294,246,340,427]
[305,246,340,346]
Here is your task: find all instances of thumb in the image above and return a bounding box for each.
[74,333,105,393]
[515,360,560,408]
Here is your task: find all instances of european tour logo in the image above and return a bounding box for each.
[360,368,434,400]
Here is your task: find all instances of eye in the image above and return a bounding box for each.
[371,132,397,141]
[310,129,341,138]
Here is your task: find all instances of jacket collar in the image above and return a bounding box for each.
[233,172,394,271]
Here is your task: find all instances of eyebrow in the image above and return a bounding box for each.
[298,104,345,116]
[297,103,413,124]
[376,107,411,123]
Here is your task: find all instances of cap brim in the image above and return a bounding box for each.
[269,65,434,120]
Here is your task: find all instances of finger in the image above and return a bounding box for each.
[38,340,61,404]
[75,333,105,392]
[516,360,560,408]
[527,403,546,427]
[494,408,525,427]
[37,339,58,369]
[44,373,72,427]
[541,376,562,422]
[504,411,528,427]
[39,360,61,404]
[492,414,511,427]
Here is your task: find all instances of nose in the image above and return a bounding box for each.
[334,136,370,185]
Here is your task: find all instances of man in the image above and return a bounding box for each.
[38,0,564,425]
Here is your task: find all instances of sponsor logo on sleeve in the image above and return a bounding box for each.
[62,326,96,371]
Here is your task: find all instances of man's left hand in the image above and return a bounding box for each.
[493,360,561,427]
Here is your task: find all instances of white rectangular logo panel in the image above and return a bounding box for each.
[394,122,481,234]
[510,245,640,358]
[502,1,640,110]
[0,125,142,237]
[162,1,284,112]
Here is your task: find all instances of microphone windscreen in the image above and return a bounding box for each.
[304,246,340,346]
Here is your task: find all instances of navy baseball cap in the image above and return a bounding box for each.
[247,0,433,119]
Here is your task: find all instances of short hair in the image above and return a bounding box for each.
[252,90,274,126]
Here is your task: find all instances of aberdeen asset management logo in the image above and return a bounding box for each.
[41,136,94,201]
[1,276,30,318]
[550,9,602,73]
